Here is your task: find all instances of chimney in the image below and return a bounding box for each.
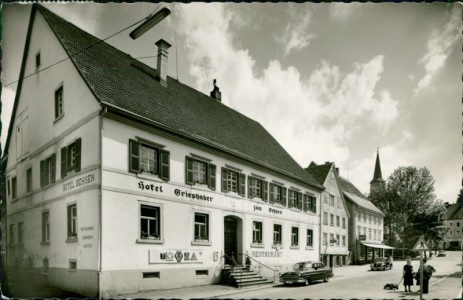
[210,79,221,102]
[155,39,171,87]
[335,167,340,176]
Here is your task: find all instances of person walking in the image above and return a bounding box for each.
[416,258,436,294]
[402,259,414,292]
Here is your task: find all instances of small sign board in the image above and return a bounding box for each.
[412,236,429,251]
[359,235,366,241]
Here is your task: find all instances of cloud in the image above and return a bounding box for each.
[413,4,461,97]
[1,87,16,152]
[275,5,315,56]
[329,3,361,21]
[175,3,399,184]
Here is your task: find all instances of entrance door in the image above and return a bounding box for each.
[224,216,238,265]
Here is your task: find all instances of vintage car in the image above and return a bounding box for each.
[437,250,446,257]
[279,261,333,286]
[370,257,393,271]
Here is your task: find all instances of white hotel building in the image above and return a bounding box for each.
[3,5,324,297]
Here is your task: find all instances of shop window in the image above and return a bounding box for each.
[221,168,245,196]
[40,154,56,187]
[140,205,160,240]
[248,177,268,201]
[304,194,317,213]
[129,139,170,181]
[323,232,327,245]
[329,194,335,206]
[12,177,17,200]
[252,221,263,245]
[291,227,299,246]
[61,138,82,178]
[18,222,24,246]
[67,204,77,240]
[185,156,216,190]
[336,216,340,227]
[55,85,64,120]
[306,229,313,247]
[194,213,209,242]
[42,211,50,243]
[26,168,32,193]
[330,214,334,226]
[323,212,328,225]
[289,190,302,209]
[270,183,286,206]
[273,224,282,245]
[342,217,346,229]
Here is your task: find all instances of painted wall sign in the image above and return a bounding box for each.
[138,181,164,192]
[63,172,96,192]
[251,250,283,258]
[174,189,213,202]
[149,249,204,264]
[80,226,95,249]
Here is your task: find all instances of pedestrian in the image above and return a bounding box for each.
[402,259,414,292]
[416,258,436,294]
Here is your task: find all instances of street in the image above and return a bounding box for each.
[208,251,461,299]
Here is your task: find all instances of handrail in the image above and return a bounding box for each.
[222,252,243,287]
[240,253,279,284]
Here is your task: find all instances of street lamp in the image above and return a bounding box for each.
[130,7,171,39]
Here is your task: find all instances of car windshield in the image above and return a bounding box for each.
[293,262,310,271]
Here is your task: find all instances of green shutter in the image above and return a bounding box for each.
[298,192,303,210]
[239,173,246,197]
[129,139,140,173]
[312,197,317,213]
[40,160,45,187]
[248,177,253,199]
[269,183,275,204]
[61,147,67,178]
[263,181,268,202]
[185,157,194,185]
[282,187,287,206]
[159,150,170,181]
[74,138,81,172]
[50,154,56,183]
[208,164,216,190]
[221,168,228,192]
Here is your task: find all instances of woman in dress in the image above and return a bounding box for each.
[403,259,414,292]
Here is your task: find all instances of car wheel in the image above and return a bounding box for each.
[304,278,311,286]
[324,276,329,282]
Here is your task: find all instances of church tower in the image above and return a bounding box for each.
[370,148,386,195]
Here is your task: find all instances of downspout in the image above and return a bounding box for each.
[319,192,323,263]
[97,107,105,298]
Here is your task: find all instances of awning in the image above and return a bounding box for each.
[360,241,395,249]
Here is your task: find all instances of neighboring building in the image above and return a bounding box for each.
[305,162,350,267]
[2,5,324,297]
[369,149,386,196]
[339,177,391,264]
[440,203,463,250]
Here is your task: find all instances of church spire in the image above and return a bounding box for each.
[370,148,386,194]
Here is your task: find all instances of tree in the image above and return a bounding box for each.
[370,166,437,248]
[456,188,462,204]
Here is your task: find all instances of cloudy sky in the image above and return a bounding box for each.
[2,3,461,201]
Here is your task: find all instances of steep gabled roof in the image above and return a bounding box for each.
[29,5,321,189]
[338,176,384,216]
[305,162,332,186]
[445,203,463,220]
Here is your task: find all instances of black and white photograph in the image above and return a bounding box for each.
[1,2,461,299]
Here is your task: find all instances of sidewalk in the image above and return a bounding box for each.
[121,264,371,299]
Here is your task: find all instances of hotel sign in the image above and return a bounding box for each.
[63,171,97,193]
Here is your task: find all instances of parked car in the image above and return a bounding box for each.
[437,250,446,257]
[280,261,333,286]
[370,257,393,271]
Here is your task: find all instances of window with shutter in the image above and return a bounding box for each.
[221,168,242,194]
[239,173,246,197]
[281,187,287,206]
[269,183,275,204]
[185,157,194,185]
[298,192,303,210]
[159,150,170,181]
[221,168,228,192]
[208,164,216,190]
[61,147,67,178]
[61,138,82,178]
[12,177,17,200]
[128,139,170,182]
[129,139,140,173]
[262,181,268,202]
